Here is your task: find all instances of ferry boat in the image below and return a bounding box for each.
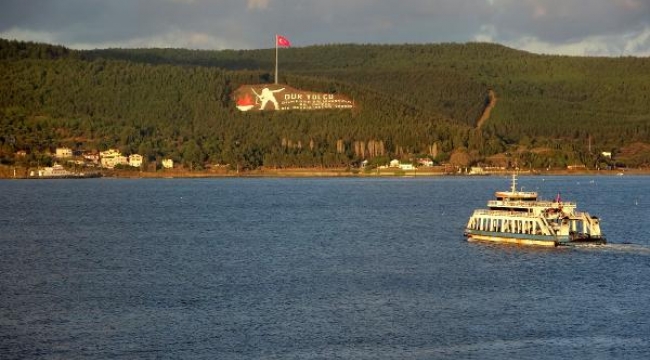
[464,175,606,247]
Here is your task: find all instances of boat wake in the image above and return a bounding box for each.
[571,242,650,255]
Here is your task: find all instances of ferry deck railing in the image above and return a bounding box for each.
[487,200,576,208]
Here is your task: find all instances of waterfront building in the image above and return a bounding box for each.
[129,154,143,168]
[55,147,73,159]
[100,149,128,169]
[162,159,174,169]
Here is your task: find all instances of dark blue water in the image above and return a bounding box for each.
[1,176,649,359]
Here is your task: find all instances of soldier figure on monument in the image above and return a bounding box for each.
[252,87,285,110]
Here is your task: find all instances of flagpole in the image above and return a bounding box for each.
[274,34,279,85]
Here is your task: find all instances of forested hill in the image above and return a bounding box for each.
[2,38,650,170]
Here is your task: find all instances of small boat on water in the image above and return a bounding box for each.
[464,174,606,247]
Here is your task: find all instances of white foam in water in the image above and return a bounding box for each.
[574,242,650,254]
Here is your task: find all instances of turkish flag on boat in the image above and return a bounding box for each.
[276,34,291,47]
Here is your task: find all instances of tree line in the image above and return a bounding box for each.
[1,38,650,170]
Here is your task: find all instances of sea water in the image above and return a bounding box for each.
[1,176,649,359]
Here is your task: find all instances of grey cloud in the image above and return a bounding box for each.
[1,0,649,55]
[488,0,650,43]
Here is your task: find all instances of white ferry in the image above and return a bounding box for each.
[464,175,606,247]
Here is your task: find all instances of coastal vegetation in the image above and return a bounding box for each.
[1,38,650,172]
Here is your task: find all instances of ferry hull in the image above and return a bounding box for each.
[465,230,559,247]
[465,230,605,247]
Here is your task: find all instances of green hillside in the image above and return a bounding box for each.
[2,38,650,170]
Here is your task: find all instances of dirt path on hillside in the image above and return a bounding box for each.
[476,89,496,128]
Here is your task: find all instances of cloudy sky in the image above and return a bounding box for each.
[1,0,649,56]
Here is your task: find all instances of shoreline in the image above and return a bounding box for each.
[2,166,649,179]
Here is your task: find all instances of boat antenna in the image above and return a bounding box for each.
[511,173,517,193]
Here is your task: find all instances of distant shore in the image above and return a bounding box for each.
[2,165,649,179]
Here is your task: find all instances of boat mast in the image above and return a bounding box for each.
[510,173,517,193]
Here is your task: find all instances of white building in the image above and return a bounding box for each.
[55,147,73,159]
[129,154,143,168]
[100,149,128,169]
[162,159,174,169]
[83,152,100,164]
[469,167,485,175]
[37,164,69,177]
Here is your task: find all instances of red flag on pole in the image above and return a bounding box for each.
[276,34,291,47]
